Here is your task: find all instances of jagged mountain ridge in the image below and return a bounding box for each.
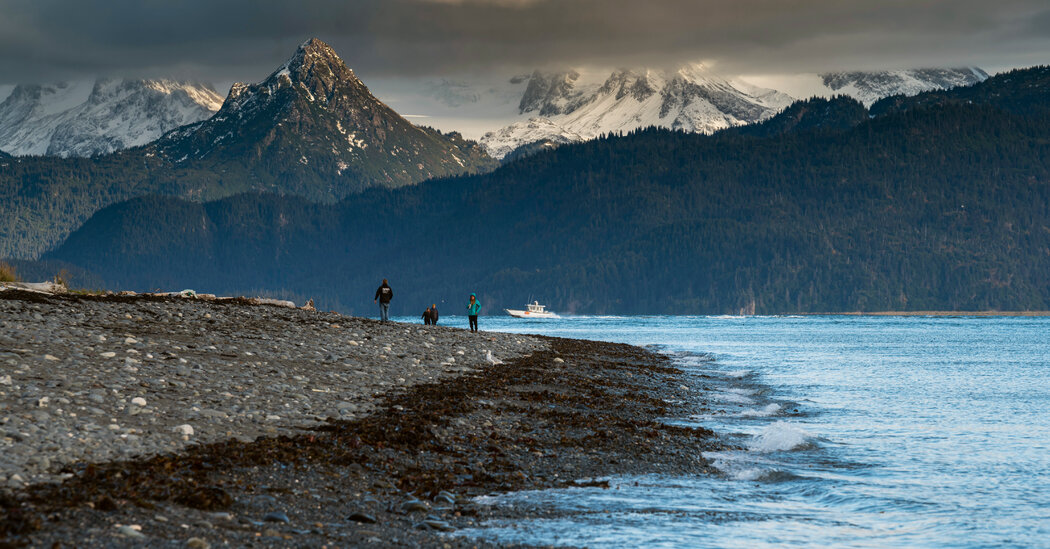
[416,65,989,159]
[819,68,989,106]
[481,64,795,159]
[0,79,223,157]
[152,38,493,191]
[0,63,992,162]
[517,70,593,116]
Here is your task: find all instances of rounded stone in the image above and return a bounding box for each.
[263,511,290,523]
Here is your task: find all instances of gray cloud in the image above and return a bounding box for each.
[0,0,1047,85]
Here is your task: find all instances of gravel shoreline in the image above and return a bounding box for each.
[0,290,545,488]
[1,290,724,547]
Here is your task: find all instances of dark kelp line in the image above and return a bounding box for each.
[2,336,724,547]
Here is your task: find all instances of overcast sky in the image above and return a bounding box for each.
[0,0,1047,86]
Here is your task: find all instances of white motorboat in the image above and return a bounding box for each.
[505,301,560,319]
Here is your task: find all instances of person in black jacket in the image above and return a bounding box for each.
[422,306,432,325]
[374,279,393,322]
[430,304,439,325]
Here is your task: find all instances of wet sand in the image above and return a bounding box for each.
[1,292,723,547]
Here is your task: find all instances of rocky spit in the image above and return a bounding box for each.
[0,289,723,547]
[0,290,544,488]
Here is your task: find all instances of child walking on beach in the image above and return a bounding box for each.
[466,293,481,332]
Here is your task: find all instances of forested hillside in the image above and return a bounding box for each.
[0,39,495,259]
[45,77,1050,314]
[871,65,1050,117]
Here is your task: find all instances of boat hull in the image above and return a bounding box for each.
[504,309,560,319]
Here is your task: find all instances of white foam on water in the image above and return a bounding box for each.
[738,403,784,417]
[730,468,800,482]
[703,450,785,481]
[723,369,752,378]
[748,421,816,452]
[730,467,769,481]
[473,494,502,506]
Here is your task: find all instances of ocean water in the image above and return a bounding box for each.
[417,315,1050,548]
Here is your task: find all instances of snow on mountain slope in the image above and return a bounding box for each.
[0,79,223,157]
[479,117,585,160]
[0,81,95,156]
[480,64,794,159]
[517,69,605,116]
[819,68,989,106]
[152,38,494,192]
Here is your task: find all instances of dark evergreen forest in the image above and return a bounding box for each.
[42,69,1050,314]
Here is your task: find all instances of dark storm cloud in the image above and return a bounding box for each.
[0,0,1047,84]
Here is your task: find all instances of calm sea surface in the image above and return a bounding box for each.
[401,315,1050,548]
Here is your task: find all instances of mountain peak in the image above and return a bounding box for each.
[518,70,587,116]
[597,68,660,101]
[267,38,361,102]
[214,38,369,119]
[287,38,346,73]
[297,38,337,57]
[153,38,494,195]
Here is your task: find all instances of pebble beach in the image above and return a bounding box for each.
[0,289,545,488]
[0,289,721,547]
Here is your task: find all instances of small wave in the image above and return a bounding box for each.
[703,450,747,474]
[723,369,752,378]
[747,422,817,452]
[738,403,783,417]
[703,451,803,482]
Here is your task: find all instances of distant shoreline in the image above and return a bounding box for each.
[809,311,1050,317]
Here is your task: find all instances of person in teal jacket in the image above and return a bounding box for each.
[466,293,481,332]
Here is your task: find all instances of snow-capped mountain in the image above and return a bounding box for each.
[0,81,95,156]
[480,64,794,159]
[819,68,989,106]
[0,79,223,157]
[153,38,493,193]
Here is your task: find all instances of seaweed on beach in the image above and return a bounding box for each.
[1,336,723,546]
